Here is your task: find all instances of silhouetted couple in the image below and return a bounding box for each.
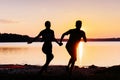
[28,20,87,74]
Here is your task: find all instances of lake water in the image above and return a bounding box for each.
[0,42,120,67]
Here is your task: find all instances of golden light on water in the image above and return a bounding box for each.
[77,42,83,65]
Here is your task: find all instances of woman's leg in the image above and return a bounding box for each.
[44,53,54,68]
[39,53,54,74]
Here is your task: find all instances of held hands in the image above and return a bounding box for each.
[58,42,63,46]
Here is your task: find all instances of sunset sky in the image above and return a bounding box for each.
[0,0,120,38]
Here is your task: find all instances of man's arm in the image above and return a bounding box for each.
[83,31,87,42]
[60,30,70,43]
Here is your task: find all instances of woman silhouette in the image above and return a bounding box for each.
[60,20,87,73]
[28,21,61,74]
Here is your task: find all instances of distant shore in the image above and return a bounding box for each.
[0,33,120,42]
[0,64,120,80]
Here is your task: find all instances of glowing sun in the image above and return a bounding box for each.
[77,42,83,65]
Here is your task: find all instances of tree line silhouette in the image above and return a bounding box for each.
[0,33,120,42]
[0,33,30,42]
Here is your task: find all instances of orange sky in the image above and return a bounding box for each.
[0,0,120,38]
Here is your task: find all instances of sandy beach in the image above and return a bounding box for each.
[0,64,120,80]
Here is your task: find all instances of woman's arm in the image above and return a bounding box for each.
[52,31,62,46]
[27,32,41,44]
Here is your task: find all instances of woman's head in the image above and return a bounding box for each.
[45,21,51,29]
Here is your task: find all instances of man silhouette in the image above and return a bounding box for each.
[28,21,61,74]
[60,20,87,73]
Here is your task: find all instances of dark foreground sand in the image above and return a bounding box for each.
[0,64,120,80]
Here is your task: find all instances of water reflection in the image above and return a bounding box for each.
[77,42,84,65]
[0,47,28,53]
[0,42,120,67]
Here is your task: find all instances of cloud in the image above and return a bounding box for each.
[0,19,19,24]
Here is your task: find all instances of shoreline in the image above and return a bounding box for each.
[0,64,120,80]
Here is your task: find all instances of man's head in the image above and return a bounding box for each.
[75,20,82,29]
